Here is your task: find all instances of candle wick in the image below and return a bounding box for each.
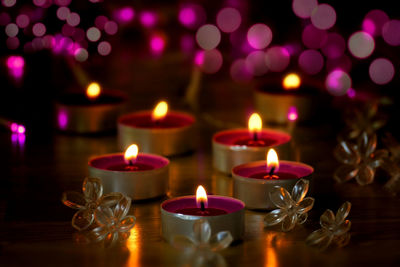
[269,166,275,176]
[253,132,258,141]
[200,201,205,212]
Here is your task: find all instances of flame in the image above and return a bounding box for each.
[86,82,101,100]
[267,149,279,172]
[248,113,262,134]
[152,101,168,121]
[282,73,301,90]
[196,185,208,209]
[124,144,139,164]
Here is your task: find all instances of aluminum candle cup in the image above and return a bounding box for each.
[118,111,195,156]
[88,153,169,200]
[232,160,313,210]
[55,90,127,133]
[161,196,245,242]
[212,129,291,174]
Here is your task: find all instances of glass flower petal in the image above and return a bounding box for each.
[209,231,233,252]
[72,209,94,231]
[291,179,309,203]
[82,177,103,200]
[269,186,293,209]
[264,209,287,226]
[62,191,86,209]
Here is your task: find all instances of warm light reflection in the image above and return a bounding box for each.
[127,227,140,267]
[265,233,279,267]
[282,73,301,90]
[248,113,262,134]
[196,185,208,209]
[287,106,298,121]
[86,82,101,100]
[152,101,168,121]
[267,149,279,172]
[124,144,139,164]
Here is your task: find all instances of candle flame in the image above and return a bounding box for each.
[282,73,301,90]
[267,149,279,172]
[124,144,139,164]
[86,82,101,100]
[248,113,262,134]
[196,185,208,209]
[152,101,168,121]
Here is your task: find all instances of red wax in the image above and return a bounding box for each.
[175,207,228,216]
[233,137,275,147]
[249,172,298,180]
[119,112,194,129]
[107,163,154,171]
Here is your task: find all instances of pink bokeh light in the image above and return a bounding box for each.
[6,55,25,79]
[196,24,221,50]
[325,69,352,96]
[382,20,400,46]
[302,24,327,49]
[114,7,135,23]
[230,59,253,82]
[178,4,205,29]
[150,34,166,55]
[195,49,223,74]
[265,46,290,72]
[140,11,157,28]
[321,33,346,59]
[216,7,241,33]
[311,4,336,30]
[369,58,395,85]
[362,9,389,37]
[298,49,324,75]
[348,31,374,59]
[292,0,318,19]
[247,23,273,50]
[287,106,298,121]
[245,50,268,76]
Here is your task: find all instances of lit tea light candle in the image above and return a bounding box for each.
[212,113,291,174]
[118,101,195,156]
[88,144,169,200]
[232,149,313,209]
[254,73,327,124]
[160,185,244,242]
[55,81,127,133]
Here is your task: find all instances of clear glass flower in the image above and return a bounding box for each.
[89,194,136,247]
[306,201,351,250]
[334,132,388,186]
[343,104,386,139]
[62,177,104,231]
[381,133,400,194]
[264,179,314,232]
[170,219,233,267]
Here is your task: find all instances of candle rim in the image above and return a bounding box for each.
[57,89,127,107]
[118,110,195,130]
[213,128,291,147]
[232,160,313,181]
[89,152,169,172]
[161,195,245,216]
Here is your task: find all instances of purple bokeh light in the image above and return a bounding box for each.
[369,58,395,85]
[114,7,135,23]
[247,23,273,50]
[382,20,400,46]
[311,4,336,30]
[321,33,346,59]
[216,7,241,33]
[325,69,352,96]
[292,0,318,19]
[362,9,389,36]
[298,49,324,75]
[150,34,165,55]
[264,46,290,72]
[139,11,157,28]
[302,24,327,49]
[6,55,24,79]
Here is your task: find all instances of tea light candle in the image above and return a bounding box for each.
[212,113,291,174]
[254,73,325,124]
[88,144,169,200]
[161,186,245,242]
[118,101,195,156]
[232,149,313,209]
[55,82,127,133]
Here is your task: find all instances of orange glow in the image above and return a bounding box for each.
[86,82,101,100]
[248,113,262,134]
[196,185,208,209]
[282,73,301,90]
[127,227,140,267]
[152,101,168,121]
[267,149,279,172]
[124,144,139,164]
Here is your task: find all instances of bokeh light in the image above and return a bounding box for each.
[325,69,352,96]
[321,33,346,59]
[114,7,135,23]
[348,31,374,59]
[74,47,88,62]
[247,23,273,50]
[292,0,318,19]
[265,46,290,72]
[95,15,108,30]
[287,106,298,121]
[326,55,352,72]
[33,23,46,37]
[104,21,118,35]
[216,7,241,33]
[195,49,223,74]
[302,24,327,49]
[55,0,71,6]
[0,12,11,25]
[2,0,16,7]
[362,9,389,36]
[369,58,395,85]
[283,73,301,90]
[180,34,195,53]
[298,49,324,75]
[150,34,166,55]
[5,23,18,37]
[311,4,336,30]
[382,20,400,46]
[6,37,19,49]
[57,7,70,20]
[230,58,253,82]
[86,27,101,42]
[67,12,80,27]
[6,55,24,79]
[98,41,112,56]
[245,50,268,76]
[140,11,157,28]
[16,14,30,28]
[178,4,206,29]
[196,24,221,50]
[347,88,356,99]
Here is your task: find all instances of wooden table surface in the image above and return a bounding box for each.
[1,78,400,267]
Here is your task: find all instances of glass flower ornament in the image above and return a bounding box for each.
[334,132,388,185]
[306,201,351,250]
[381,133,400,194]
[89,194,136,247]
[343,104,386,139]
[264,179,314,232]
[170,219,233,267]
